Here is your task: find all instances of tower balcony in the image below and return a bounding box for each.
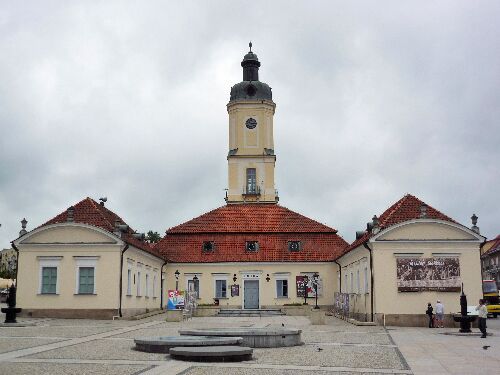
[242,186,261,196]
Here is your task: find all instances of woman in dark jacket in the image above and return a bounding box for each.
[426,303,434,328]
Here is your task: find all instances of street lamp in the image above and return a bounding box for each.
[313,272,320,309]
[174,270,180,290]
[302,275,309,305]
[192,274,199,298]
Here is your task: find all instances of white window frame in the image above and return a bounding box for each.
[364,266,369,294]
[38,256,62,295]
[145,273,150,297]
[356,269,360,294]
[350,272,353,294]
[137,270,142,296]
[186,274,201,299]
[214,276,228,299]
[127,260,133,296]
[153,272,157,298]
[274,273,289,298]
[344,273,348,293]
[74,256,99,295]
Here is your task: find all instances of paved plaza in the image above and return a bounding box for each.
[0,306,499,375]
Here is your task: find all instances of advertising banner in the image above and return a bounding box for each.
[296,275,322,297]
[167,289,185,310]
[396,257,461,292]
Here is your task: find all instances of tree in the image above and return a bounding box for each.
[146,230,161,243]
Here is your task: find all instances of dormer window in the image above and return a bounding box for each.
[202,241,215,252]
[246,241,259,252]
[288,241,301,252]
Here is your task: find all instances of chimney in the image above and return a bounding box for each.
[19,218,28,237]
[471,213,480,234]
[371,215,380,234]
[114,220,122,238]
[67,206,75,222]
[419,203,428,218]
[356,231,366,240]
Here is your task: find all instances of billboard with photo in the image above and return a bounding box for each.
[396,257,461,292]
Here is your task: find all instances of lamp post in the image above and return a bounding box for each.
[313,272,320,310]
[302,275,309,305]
[174,270,180,290]
[192,274,199,299]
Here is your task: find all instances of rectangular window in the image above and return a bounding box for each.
[145,274,150,297]
[356,269,360,293]
[246,168,256,193]
[153,274,157,297]
[364,267,369,293]
[215,279,227,298]
[41,267,57,294]
[188,278,200,299]
[350,272,353,293]
[345,274,348,293]
[78,267,94,294]
[137,271,142,296]
[127,269,132,295]
[276,279,288,298]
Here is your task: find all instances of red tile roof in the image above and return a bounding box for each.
[156,204,348,262]
[343,194,457,254]
[40,197,162,258]
[167,204,338,233]
[482,235,500,257]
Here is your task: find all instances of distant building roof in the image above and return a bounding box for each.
[156,204,348,263]
[482,235,500,257]
[40,197,161,258]
[343,194,457,255]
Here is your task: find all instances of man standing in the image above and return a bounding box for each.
[435,300,444,328]
[476,299,488,338]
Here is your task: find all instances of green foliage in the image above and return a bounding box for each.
[146,230,161,243]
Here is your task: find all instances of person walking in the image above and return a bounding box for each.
[426,303,434,328]
[476,299,488,338]
[435,300,444,328]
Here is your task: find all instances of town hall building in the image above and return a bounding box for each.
[12,45,485,324]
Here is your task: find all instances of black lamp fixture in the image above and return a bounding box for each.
[174,269,180,290]
[192,274,199,282]
[233,274,237,283]
[266,274,270,282]
[313,272,320,310]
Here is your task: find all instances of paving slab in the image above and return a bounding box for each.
[0,362,151,375]
[0,337,66,353]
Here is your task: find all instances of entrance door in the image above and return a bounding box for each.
[244,280,259,309]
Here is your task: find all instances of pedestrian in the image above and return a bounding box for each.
[476,299,488,338]
[435,300,444,328]
[426,302,434,328]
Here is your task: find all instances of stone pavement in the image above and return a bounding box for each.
[0,306,498,375]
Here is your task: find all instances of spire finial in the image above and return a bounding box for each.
[249,41,252,52]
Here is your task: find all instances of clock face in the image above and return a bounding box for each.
[245,118,257,129]
[289,241,300,251]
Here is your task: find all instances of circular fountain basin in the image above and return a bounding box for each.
[178,327,303,348]
[134,335,243,353]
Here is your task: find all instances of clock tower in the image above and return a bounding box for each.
[226,43,278,204]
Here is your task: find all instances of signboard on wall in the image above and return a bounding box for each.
[296,275,323,297]
[396,257,461,292]
[231,284,239,297]
[167,290,185,310]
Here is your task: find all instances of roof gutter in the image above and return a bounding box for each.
[160,260,168,309]
[363,242,374,323]
[333,259,341,292]
[118,244,129,318]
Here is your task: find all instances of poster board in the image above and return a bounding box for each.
[396,257,461,292]
[167,289,185,310]
[231,284,239,297]
[296,275,322,297]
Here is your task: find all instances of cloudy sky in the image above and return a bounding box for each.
[1,1,499,248]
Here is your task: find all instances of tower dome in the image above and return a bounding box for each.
[229,42,273,102]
